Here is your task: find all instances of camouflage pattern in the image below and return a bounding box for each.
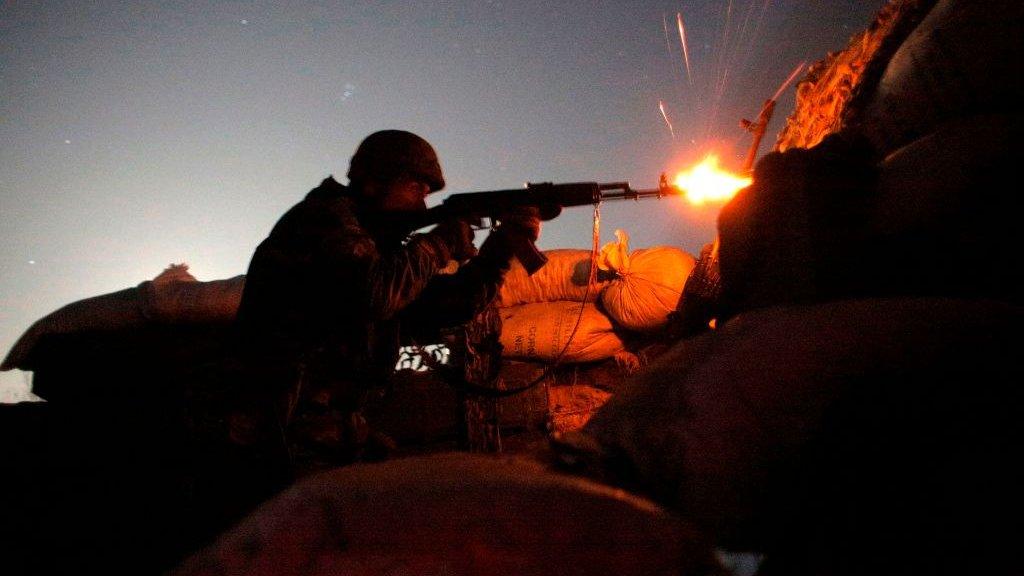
[235,176,509,476]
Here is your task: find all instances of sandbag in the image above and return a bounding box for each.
[774,0,934,152]
[3,264,245,371]
[171,454,719,576]
[139,273,246,324]
[598,231,696,331]
[854,0,1024,155]
[499,302,624,363]
[868,113,1024,303]
[498,249,610,306]
[1,287,145,371]
[554,298,1024,572]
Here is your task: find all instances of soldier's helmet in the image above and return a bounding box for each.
[347,130,445,192]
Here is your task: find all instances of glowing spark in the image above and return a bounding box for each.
[771,60,807,101]
[658,100,675,139]
[662,13,673,57]
[674,154,752,205]
[676,12,693,86]
[715,0,734,96]
[718,0,763,97]
[733,0,759,54]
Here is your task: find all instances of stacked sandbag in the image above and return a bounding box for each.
[721,0,1024,314]
[495,235,696,364]
[598,230,696,332]
[553,298,1024,573]
[497,248,624,364]
[867,113,1024,304]
[774,0,935,152]
[851,0,1024,156]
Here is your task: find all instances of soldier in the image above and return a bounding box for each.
[233,129,539,477]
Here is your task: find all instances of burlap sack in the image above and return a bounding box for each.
[3,264,245,370]
[498,249,609,306]
[499,301,624,363]
[171,454,720,576]
[854,0,1024,155]
[1,287,145,370]
[554,298,1023,572]
[598,231,695,332]
[138,274,246,324]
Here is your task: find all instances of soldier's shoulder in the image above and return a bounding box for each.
[273,186,358,231]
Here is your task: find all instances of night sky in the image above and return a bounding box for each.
[1,1,886,399]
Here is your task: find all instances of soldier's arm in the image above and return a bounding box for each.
[397,254,511,336]
[397,223,539,335]
[315,199,455,321]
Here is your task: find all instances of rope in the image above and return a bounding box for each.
[449,202,603,399]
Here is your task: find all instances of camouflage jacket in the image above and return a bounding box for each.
[234,176,508,468]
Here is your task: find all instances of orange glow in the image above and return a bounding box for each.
[674,154,752,205]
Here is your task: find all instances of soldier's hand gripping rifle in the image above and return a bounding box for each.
[394,176,677,274]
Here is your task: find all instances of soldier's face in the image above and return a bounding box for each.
[377,177,430,212]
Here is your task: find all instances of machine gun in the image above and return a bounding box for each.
[393,176,678,274]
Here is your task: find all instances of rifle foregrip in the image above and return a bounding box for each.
[515,240,548,275]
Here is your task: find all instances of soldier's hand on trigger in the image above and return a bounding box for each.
[495,206,542,242]
[477,206,542,267]
[429,218,477,262]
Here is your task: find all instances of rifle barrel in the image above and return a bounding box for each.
[597,177,676,201]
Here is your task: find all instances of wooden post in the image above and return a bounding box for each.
[742,99,777,173]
